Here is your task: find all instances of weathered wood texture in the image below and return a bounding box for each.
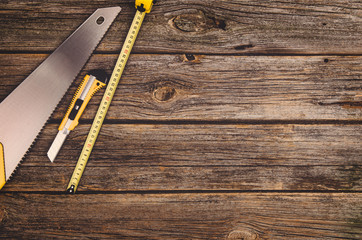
[0,193,361,239]
[1,54,361,120]
[2,123,361,192]
[0,0,361,239]
[0,0,361,54]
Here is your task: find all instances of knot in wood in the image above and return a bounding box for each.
[183,54,204,63]
[227,229,259,240]
[170,10,226,33]
[0,209,7,224]
[153,86,176,102]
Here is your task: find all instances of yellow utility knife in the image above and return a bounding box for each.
[47,70,108,162]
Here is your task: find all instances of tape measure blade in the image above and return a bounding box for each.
[66,10,146,193]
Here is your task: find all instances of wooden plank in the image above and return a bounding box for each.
[0,0,361,54]
[1,1,360,238]
[1,54,361,121]
[5,165,362,192]
[0,193,360,239]
[2,123,360,191]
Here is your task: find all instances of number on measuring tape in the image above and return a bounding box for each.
[66,10,147,193]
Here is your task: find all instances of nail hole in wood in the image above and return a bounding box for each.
[182,54,204,63]
[214,18,226,30]
[324,58,329,63]
[185,54,196,61]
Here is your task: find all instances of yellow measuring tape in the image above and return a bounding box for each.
[66,0,153,193]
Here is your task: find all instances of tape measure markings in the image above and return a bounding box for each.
[66,10,146,193]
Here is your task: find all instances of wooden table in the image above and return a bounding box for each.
[1,1,361,239]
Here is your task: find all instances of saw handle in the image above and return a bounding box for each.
[59,70,108,131]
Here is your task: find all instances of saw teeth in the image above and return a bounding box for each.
[2,7,121,185]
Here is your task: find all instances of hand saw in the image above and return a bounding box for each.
[0,6,121,190]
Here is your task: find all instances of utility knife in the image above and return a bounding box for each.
[47,70,109,162]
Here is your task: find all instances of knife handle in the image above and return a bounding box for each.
[59,70,108,131]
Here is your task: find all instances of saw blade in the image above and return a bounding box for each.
[0,6,121,183]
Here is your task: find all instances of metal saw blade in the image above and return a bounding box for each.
[0,6,121,183]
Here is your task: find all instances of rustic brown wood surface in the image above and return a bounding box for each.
[2,123,362,192]
[0,193,361,239]
[0,0,361,239]
[1,54,362,121]
[1,0,361,54]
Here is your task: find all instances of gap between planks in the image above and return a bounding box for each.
[2,189,362,195]
[1,51,362,56]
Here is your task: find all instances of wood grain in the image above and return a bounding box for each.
[1,54,361,121]
[0,1,361,238]
[2,123,360,191]
[0,193,361,239]
[0,0,361,54]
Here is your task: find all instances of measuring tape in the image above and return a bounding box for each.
[66,0,153,193]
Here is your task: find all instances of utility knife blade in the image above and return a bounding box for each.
[47,70,109,162]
